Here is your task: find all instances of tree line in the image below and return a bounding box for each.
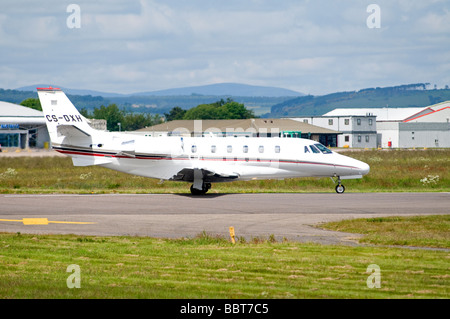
[164,98,256,121]
[79,105,163,132]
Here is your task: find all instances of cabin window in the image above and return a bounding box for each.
[243,145,248,153]
[365,135,370,142]
[344,119,350,125]
[227,145,232,153]
[357,119,361,125]
[369,119,373,126]
[275,145,280,153]
[310,145,321,153]
[211,145,216,153]
[358,135,362,142]
[345,135,350,142]
[258,145,264,153]
[328,119,333,125]
[304,146,310,153]
[191,145,197,153]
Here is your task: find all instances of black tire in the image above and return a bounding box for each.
[190,184,208,195]
[335,184,345,194]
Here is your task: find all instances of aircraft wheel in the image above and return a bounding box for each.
[190,184,209,195]
[335,184,345,194]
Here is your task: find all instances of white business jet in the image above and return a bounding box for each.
[37,87,369,195]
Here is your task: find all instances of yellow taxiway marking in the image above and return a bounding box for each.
[0,218,95,225]
[23,218,49,225]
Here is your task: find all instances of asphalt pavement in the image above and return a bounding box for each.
[0,192,448,245]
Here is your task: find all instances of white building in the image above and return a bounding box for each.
[0,101,49,149]
[323,101,450,148]
[292,115,377,148]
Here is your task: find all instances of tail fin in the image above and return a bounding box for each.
[37,87,95,143]
[37,87,113,167]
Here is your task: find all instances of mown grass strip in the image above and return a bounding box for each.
[321,215,450,249]
[0,231,448,299]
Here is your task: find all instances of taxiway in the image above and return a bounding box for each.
[0,193,448,245]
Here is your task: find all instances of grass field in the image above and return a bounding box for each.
[0,149,449,194]
[0,220,448,299]
[321,215,450,249]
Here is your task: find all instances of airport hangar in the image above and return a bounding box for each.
[293,100,450,149]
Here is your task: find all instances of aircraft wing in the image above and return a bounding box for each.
[170,167,240,183]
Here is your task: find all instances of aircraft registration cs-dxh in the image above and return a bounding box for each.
[37,87,370,195]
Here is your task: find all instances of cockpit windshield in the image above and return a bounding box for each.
[309,145,321,153]
[314,143,333,154]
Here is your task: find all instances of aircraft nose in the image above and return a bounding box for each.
[358,162,370,176]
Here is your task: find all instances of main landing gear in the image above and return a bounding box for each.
[333,177,345,194]
[190,183,211,195]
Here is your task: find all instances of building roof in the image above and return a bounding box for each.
[137,118,341,135]
[324,101,450,122]
[0,101,44,117]
[403,101,450,123]
[323,107,427,121]
[0,101,45,125]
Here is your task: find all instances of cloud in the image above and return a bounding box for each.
[87,0,181,39]
[0,0,449,94]
[417,9,450,34]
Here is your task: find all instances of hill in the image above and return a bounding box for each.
[16,83,303,98]
[9,83,450,118]
[15,85,123,98]
[268,84,450,117]
[133,83,304,97]
[0,88,111,111]
[3,87,293,116]
[13,83,302,115]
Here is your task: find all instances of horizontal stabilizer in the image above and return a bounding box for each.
[57,125,91,137]
[72,156,113,167]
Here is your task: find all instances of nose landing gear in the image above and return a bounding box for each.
[332,176,345,194]
[335,183,345,194]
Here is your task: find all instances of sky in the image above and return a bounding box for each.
[1,0,449,95]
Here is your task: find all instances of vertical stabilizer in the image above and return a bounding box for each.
[37,87,94,142]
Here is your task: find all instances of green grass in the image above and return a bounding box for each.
[0,231,448,299]
[321,215,450,249]
[0,149,449,194]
